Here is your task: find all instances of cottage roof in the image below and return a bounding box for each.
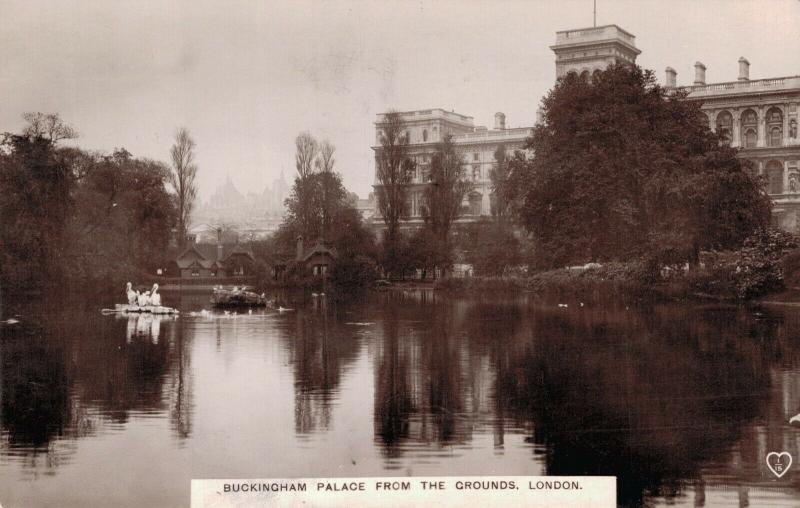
[302,242,338,262]
[175,243,255,269]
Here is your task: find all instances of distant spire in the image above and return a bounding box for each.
[593,0,596,27]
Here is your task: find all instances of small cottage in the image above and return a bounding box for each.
[297,236,337,277]
[173,236,256,278]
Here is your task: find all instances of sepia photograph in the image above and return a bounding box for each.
[1,0,800,506]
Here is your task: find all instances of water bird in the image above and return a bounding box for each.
[790,413,800,424]
[278,306,293,312]
[2,318,20,325]
[248,309,252,315]
[558,304,568,308]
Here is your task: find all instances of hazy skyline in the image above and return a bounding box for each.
[2,0,799,200]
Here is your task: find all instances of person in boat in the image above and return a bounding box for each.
[126,282,138,305]
[138,290,151,307]
[150,283,161,307]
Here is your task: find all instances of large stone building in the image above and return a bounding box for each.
[370,109,532,231]
[370,23,800,233]
[673,63,800,230]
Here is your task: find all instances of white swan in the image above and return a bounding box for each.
[790,413,800,424]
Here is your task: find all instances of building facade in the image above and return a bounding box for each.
[672,63,800,230]
[370,109,532,231]
[369,23,800,234]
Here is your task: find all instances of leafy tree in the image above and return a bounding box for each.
[511,64,770,269]
[65,149,176,282]
[416,134,473,275]
[275,169,375,263]
[460,220,524,276]
[0,133,74,288]
[422,134,473,242]
[375,111,415,273]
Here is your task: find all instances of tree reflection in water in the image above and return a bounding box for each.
[2,291,800,506]
[366,293,800,506]
[0,297,193,471]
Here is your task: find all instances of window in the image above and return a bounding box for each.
[770,127,782,148]
[766,161,784,194]
[744,129,757,148]
[405,130,410,143]
[472,165,480,181]
[423,129,428,142]
[741,109,758,147]
[716,111,733,145]
[766,107,783,147]
[473,153,479,161]
[191,267,200,277]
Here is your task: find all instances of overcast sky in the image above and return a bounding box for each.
[2,0,799,200]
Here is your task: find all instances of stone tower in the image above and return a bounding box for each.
[550,24,641,79]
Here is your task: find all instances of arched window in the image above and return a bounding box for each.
[405,130,411,143]
[472,165,480,181]
[580,69,590,80]
[422,129,428,142]
[766,160,784,194]
[716,111,733,144]
[741,109,758,148]
[766,107,783,147]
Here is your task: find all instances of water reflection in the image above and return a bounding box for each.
[1,292,800,507]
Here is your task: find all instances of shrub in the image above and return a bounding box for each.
[695,228,799,299]
[330,255,378,289]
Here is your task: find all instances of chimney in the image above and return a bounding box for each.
[665,67,677,87]
[296,235,304,262]
[216,227,223,260]
[693,61,706,86]
[494,112,506,130]
[738,57,750,81]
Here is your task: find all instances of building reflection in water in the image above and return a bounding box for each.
[360,293,800,507]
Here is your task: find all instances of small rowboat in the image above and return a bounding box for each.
[102,304,180,315]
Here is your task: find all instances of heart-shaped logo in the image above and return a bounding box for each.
[766,452,793,478]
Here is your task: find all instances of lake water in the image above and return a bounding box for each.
[1,290,800,507]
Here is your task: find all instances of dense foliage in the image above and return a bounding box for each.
[1,118,177,292]
[274,170,375,261]
[509,64,771,269]
[693,228,799,300]
[459,220,525,277]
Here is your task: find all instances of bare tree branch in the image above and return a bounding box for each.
[168,127,198,248]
